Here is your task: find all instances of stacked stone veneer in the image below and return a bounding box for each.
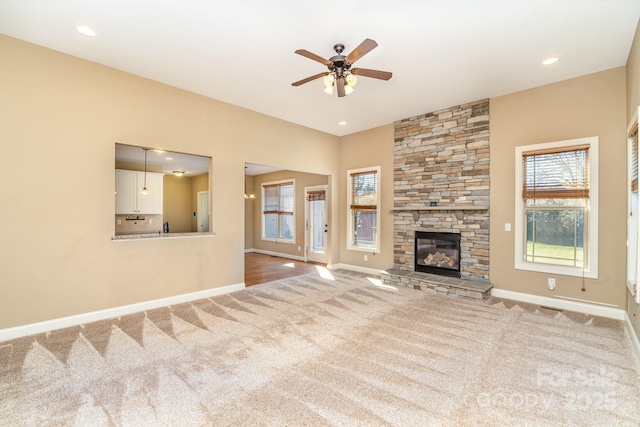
[393,99,490,282]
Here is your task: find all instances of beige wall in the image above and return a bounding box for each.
[0,35,340,329]
[250,170,328,258]
[490,67,627,307]
[626,20,640,343]
[627,19,640,123]
[338,124,395,271]
[163,175,192,233]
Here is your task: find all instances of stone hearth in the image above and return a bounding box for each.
[381,269,492,299]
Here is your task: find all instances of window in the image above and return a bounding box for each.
[347,167,380,252]
[262,180,295,243]
[627,115,640,302]
[515,137,598,278]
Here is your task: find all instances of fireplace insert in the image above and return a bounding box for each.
[414,231,461,278]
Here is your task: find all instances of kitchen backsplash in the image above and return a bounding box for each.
[115,214,163,235]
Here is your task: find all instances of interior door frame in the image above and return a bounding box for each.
[197,190,210,232]
[304,185,329,264]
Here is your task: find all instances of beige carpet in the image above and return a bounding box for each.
[1,269,640,426]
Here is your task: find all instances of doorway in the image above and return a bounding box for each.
[197,191,209,232]
[305,186,328,264]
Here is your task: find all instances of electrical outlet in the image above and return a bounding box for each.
[505,223,511,232]
[117,219,121,225]
[548,278,556,290]
[364,255,368,261]
[149,218,153,224]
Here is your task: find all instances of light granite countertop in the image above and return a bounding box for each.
[112,232,215,241]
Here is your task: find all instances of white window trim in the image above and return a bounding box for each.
[347,166,381,253]
[626,107,640,303]
[514,136,599,279]
[261,178,296,244]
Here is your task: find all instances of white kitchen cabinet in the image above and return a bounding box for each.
[115,169,164,214]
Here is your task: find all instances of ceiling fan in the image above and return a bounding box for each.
[292,38,392,97]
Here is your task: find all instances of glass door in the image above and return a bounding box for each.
[306,186,327,264]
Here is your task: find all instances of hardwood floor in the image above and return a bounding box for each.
[244,252,322,286]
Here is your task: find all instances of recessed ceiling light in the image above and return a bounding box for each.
[542,57,559,65]
[338,121,347,125]
[76,25,96,37]
[165,157,174,161]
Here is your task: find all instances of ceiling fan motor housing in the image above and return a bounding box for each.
[329,55,348,76]
[328,44,352,76]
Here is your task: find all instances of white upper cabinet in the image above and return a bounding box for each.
[115,169,164,214]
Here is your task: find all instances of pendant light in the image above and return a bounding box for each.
[244,166,255,199]
[244,167,248,199]
[140,148,150,196]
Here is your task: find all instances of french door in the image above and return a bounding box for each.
[305,186,328,264]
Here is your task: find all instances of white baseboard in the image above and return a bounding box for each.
[0,282,245,342]
[625,312,640,364]
[328,263,385,276]
[490,288,625,320]
[250,249,305,262]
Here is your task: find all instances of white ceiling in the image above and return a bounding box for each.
[115,143,211,176]
[244,163,282,176]
[115,143,278,176]
[1,1,639,137]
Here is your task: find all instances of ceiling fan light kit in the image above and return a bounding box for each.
[292,38,392,98]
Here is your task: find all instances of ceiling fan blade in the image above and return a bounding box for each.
[294,49,332,66]
[336,76,346,97]
[292,72,329,87]
[345,38,378,64]
[352,68,393,80]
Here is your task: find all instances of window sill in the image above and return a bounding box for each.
[515,262,597,279]
[347,245,380,254]
[261,238,295,244]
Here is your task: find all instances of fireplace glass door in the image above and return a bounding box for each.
[415,231,461,278]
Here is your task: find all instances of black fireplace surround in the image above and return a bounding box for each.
[414,231,461,278]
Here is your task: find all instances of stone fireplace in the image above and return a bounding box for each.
[382,99,492,299]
